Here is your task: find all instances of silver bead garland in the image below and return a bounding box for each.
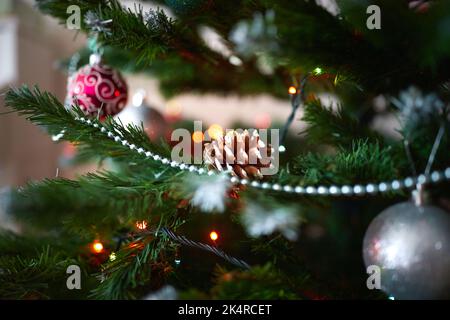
[75,116,450,196]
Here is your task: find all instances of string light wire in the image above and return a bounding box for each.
[117,227,251,269]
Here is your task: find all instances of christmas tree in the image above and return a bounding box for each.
[1,0,450,300]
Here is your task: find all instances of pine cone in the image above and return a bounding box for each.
[203,130,272,179]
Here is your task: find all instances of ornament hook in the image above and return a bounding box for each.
[412,183,425,206]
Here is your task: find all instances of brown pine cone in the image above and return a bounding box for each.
[203,129,273,179]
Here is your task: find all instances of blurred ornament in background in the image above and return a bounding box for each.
[229,10,279,59]
[143,285,178,300]
[241,202,301,241]
[66,54,128,120]
[391,86,445,130]
[189,174,231,213]
[115,89,169,143]
[363,201,450,299]
[408,0,431,13]
[229,10,279,74]
[58,142,78,167]
[315,0,340,16]
[84,11,112,36]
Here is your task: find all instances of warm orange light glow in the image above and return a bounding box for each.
[208,124,224,140]
[92,241,104,253]
[209,231,219,241]
[192,131,204,143]
[288,86,297,95]
[166,100,182,117]
[136,220,148,230]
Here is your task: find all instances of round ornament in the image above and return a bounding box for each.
[363,201,450,299]
[115,91,169,142]
[143,105,169,142]
[66,55,128,119]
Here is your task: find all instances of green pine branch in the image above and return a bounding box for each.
[301,98,381,148]
[9,170,179,235]
[90,235,171,299]
[4,86,172,164]
[292,139,401,185]
[0,233,89,299]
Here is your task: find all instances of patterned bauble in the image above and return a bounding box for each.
[66,55,128,119]
[363,201,450,299]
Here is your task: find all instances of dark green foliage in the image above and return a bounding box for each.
[0,233,92,299]
[2,0,450,300]
[90,236,171,300]
[301,99,381,148]
[5,86,172,160]
[9,172,174,235]
[209,264,303,299]
[292,140,399,185]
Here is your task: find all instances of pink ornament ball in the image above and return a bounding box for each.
[66,62,128,120]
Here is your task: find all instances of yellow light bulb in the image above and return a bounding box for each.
[208,124,224,140]
[192,131,204,143]
[313,67,323,75]
[92,241,104,253]
[210,231,219,241]
[288,86,297,95]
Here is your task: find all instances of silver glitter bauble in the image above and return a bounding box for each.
[363,201,450,299]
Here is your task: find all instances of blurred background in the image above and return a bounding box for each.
[0,0,300,190]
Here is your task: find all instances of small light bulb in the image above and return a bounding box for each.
[288,86,297,95]
[209,231,219,241]
[92,241,104,253]
[192,131,204,143]
[207,124,224,140]
[109,252,117,261]
[313,67,323,75]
